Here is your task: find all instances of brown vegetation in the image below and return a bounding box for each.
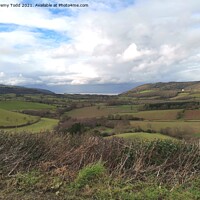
[1,131,200,185]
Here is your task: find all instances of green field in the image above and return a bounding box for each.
[130,120,200,135]
[171,92,190,100]
[0,100,55,111]
[0,108,39,128]
[112,132,174,141]
[139,89,154,94]
[190,93,200,98]
[7,118,58,133]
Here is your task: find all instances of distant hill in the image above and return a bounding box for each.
[121,81,200,99]
[0,85,54,95]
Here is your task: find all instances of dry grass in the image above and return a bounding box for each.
[66,105,137,119]
[1,131,200,185]
[184,110,200,120]
[122,109,181,120]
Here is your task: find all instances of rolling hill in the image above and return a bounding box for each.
[0,108,40,128]
[0,84,54,95]
[121,81,200,100]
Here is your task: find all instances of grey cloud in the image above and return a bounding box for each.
[1,0,200,87]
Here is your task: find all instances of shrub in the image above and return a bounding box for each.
[160,127,194,139]
[68,123,85,135]
[74,162,106,188]
[15,171,42,192]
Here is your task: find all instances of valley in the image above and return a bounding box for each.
[1,81,200,199]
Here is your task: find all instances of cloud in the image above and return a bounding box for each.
[0,2,71,32]
[0,0,200,90]
[0,72,5,78]
[117,43,153,62]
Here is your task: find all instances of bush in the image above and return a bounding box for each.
[74,162,106,188]
[68,123,85,135]
[1,131,200,186]
[15,171,42,192]
[160,127,194,139]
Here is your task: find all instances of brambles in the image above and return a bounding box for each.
[0,130,200,199]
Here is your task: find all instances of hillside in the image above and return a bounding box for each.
[0,84,54,95]
[121,81,200,100]
[0,108,40,128]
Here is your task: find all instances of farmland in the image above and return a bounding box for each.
[130,120,200,135]
[65,105,139,119]
[120,109,181,120]
[0,108,39,128]
[111,132,174,141]
[184,110,200,120]
[0,100,55,111]
[0,100,57,132]
[7,118,59,133]
[0,81,200,199]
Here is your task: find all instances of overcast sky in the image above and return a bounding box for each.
[0,0,200,93]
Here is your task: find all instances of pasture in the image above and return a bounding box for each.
[112,132,174,141]
[0,100,55,111]
[0,108,39,128]
[66,105,139,119]
[7,118,58,133]
[130,120,200,135]
[121,109,181,120]
[139,89,155,93]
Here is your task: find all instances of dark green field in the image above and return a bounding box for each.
[0,100,55,111]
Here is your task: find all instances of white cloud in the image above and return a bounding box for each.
[118,43,153,62]
[0,0,200,88]
[121,43,142,61]
[0,72,5,78]
[0,3,71,32]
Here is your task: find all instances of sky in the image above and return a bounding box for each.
[0,0,200,93]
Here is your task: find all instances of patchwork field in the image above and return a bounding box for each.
[0,108,40,128]
[112,132,174,141]
[0,100,55,111]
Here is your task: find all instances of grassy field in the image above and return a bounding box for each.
[121,109,181,120]
[0,100,55,111]
[112,132,174,141]
[171,92,190,100]
[6,118,58,133]
[0,108,39,128]
[190,93,200,98]
[139,89,155,93]
[66,105,139,119]
[130,120,200,135]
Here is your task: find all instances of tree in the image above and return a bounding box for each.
[68,123,84,135]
